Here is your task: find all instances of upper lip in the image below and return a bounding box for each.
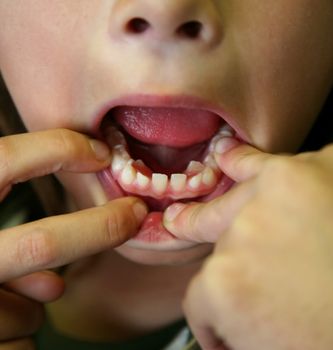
[92,93,246,141]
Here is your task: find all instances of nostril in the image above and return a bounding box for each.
[126,17,150,34]
[176,21,203,39]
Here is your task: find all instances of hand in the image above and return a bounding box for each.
[0,271,64,350]
[0,129,147,347]
[164,141,333,350]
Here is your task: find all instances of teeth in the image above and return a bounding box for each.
[152,173,168,195]
[209,135,222,152]
[107,132,126,147]
[135,159,145,167]
[202,167,216,187]
[106,121,233,199]
[188,173,202,190]
[111,150,129,173]
[209,124,235,152]
[203,154,219,170]
[120,162,136,185]
[136,172,150,189]
[105,125,127,147]
[186,161,205,175]
[170,174,187,192]
[219,123,234,137]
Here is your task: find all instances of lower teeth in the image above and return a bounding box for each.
[106,124,234,200]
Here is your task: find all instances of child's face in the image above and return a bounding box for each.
[1,1,333,265]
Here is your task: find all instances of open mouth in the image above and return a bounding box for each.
[97,104,237,249]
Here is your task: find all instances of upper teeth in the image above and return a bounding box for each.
[106,123,234,199]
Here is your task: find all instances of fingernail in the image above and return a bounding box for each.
[215,137,239,154]
[164,203,187,222]
[89,140,111,161]
[133,202,148,222]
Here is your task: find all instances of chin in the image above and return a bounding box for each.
[115,242,213,266]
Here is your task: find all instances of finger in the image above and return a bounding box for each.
[0,197,147,282]
[0,338,35,350]
[184,272,227,350]
[0,128,110,188]
[214,138,275,182]
[3,271,65,303]
[0,289,44,341]
[163,180,254,242]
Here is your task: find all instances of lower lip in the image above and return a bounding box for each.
[126,212,199,251]
[98,170,234,250]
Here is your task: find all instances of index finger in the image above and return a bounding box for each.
[0,128,111,188]
[0,197,147,282]
[214,139,275,182]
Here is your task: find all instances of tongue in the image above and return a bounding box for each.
[113,106,221,147]
[128,135,208,174]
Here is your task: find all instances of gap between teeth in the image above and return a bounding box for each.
[108,123,234,200]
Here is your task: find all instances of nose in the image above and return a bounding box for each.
[110,0,223,48]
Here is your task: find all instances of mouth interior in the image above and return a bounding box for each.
[102,106,222,176]
[118,131,210,175]
[98,106,236,212]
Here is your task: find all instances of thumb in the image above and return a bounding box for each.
[214,138,274,182]
[163,180,254,243]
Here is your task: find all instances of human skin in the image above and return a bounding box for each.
[0,130,147,347]
[1,0,333,262]
[0,0,333,347]
[164,141,333,350]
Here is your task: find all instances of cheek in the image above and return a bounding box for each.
[0,2,97,132]
[0,36,77,131]
[230,1,333,152]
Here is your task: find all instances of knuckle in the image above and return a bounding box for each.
[15,225,57,271]
[187,205,204,239]
[55,128,81,159]
[104,207,127,246]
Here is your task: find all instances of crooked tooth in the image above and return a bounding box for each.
[120,162,137,185]
[202,167,217,187]
[113,145,130,159]
[152,173,168,195]
[219,123,234,137]
[170,174,187,192]
[186,161,205,175]
[106,131,126,147]
[209,134,223,152]
[188,173,202,190]
[111,151,129,173]
[135,159,145,167]
[104,124,127,148]
[137,172,150,189]
[203,154,219,170]
[209,125,235,152]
